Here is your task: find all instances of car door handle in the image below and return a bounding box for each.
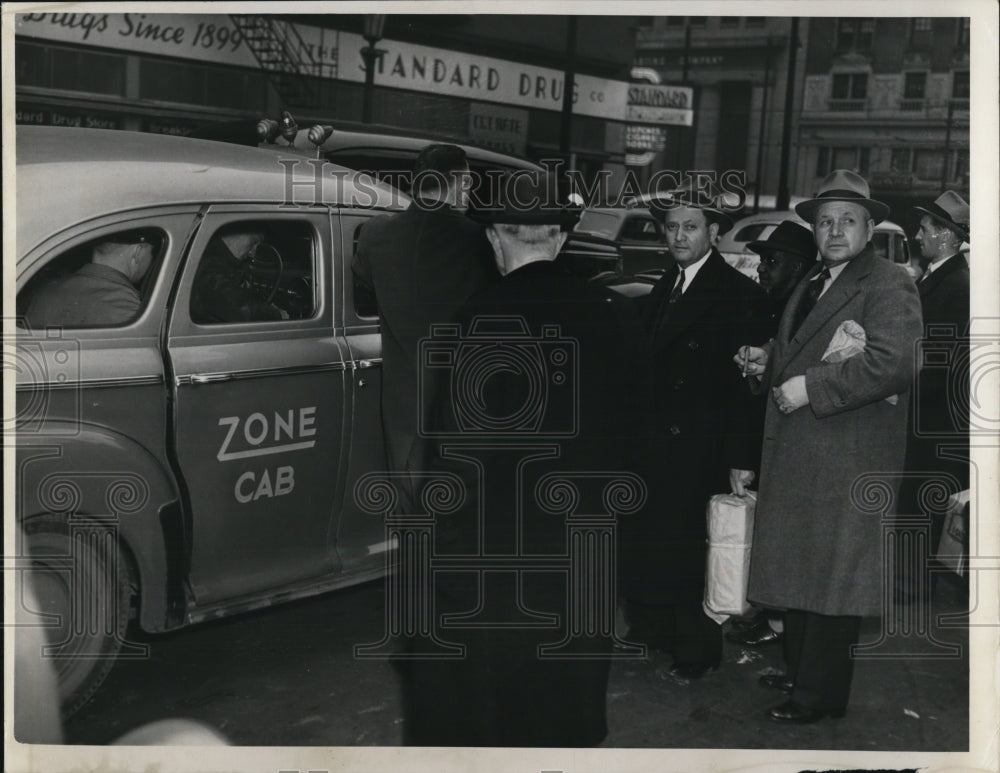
[190,373,236,385]
[356,359,381,369]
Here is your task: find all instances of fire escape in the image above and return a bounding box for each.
[230,16,337,108]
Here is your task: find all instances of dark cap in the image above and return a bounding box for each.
[748,220,816,263]
[469,170,581,229]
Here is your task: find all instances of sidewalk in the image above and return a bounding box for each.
[603,574,970,750]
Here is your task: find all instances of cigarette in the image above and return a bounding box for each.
[741,348,749,378]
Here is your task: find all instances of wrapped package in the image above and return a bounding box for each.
[821,319,898,405]
[704,491,756,619]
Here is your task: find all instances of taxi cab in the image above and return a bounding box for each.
[13,126,406,715]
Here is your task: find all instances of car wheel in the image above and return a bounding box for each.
[23,515,133,717]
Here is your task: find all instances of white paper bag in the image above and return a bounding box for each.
[704,491,756,618]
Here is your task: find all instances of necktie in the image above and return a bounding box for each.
[790,266,831,335]
[668,267,686,304]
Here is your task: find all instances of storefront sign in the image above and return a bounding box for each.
[468,103,528,156]
[626,84,693,126]
[625,124,668,152]
[16,12,634,120]
[16,103,122,129]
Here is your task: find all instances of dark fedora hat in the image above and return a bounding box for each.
[647,178,736,235]
[469,170,581,229]
[748,220,817,263]
[913,190,969,240]
[794,169,890,225]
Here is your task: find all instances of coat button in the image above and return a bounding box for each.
[669,425,681,436]
[674,379,684,390]
[688,340,699,350]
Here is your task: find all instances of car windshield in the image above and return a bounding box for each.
[574,211,621,239]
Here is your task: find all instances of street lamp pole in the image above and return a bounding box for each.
[362,15,386,124]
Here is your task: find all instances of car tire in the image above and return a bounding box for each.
[23,514,133,717]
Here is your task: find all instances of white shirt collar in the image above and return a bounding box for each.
[924,253,959,276]
[675,249,713,293]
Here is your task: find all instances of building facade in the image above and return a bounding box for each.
[633,15,809,208]
[14,12,645,190]
[795,16,970,225]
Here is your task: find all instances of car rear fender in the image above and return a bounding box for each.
[16,422,183,633]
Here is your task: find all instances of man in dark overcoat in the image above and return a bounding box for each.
[352,144,499,512]
[400,171,649,747]
[621,183,768,678]
[737,170,924,723]
[898,191,970,555]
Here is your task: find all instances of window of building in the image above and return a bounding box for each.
[830,72,868,109]
[836,18,875,51]
[891,148,911,173]
[952,149,969,183]
[140,58,268,112]
[816,146,831,176]
[688,17,708,27]
[909,17,933,49]
[745,17,767,27]
[15,41,126,96]
[902,71,927,110]
[952,70,970,100]
[720,17,740,28]
[190,221,317,324]
[956,17,970,46]
[816,146,869,176]
[913,149,945,181]
[666,17,685,27]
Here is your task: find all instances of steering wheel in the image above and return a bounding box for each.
[245,242,284,305]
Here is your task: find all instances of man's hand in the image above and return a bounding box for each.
[772,376,809,414]
[734,345,768,379]
[730,468,755,496]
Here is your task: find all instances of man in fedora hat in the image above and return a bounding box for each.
[620,180,768,679]
[400,170,649,747]
[352,143,499,513]
[736,169,923,723]
[898,190,970,577]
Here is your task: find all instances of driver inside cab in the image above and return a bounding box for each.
[190,226,288,323]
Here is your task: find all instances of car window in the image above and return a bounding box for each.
[189,220,316,324]
[731,223,771,243]
[620,216,663,243]
[871,232,889,262]
[574,211,621,239]
[352,222,378,319]
[892,234,909,263]
[18,227,166,330]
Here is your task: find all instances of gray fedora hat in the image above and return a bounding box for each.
[647,178,736,235]
[794,169,890,225]
[913,190,970,241]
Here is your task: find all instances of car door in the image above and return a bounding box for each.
[334,210,394,574]
[618,213,671,274]
[166,206,348,604]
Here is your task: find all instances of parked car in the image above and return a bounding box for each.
[718,210,915,280]
[558,207,672,278]
[14,126,410,715]
[190,114,543,206]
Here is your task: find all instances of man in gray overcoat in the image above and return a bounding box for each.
[736,169,923,723]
